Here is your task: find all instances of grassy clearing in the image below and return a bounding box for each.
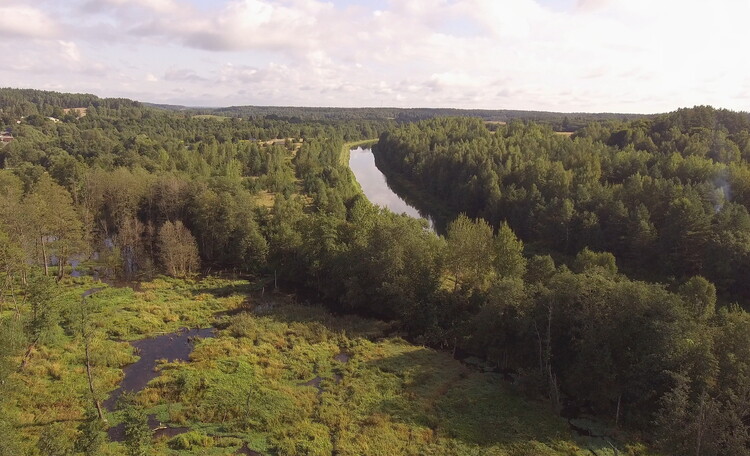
[192,115,229,121]
[254,190,277,208]
[5,277,653,455]
[146,301,645,456]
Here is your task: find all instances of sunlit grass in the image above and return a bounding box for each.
[5,277,653,455]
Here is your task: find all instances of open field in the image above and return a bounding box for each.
[192,114,229,121]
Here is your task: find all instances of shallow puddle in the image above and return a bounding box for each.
[236,443,263,455]
[334,351,350,363]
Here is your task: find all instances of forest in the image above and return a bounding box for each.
[0,88,748,455]
[150,101,644,132]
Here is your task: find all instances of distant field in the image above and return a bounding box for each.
[63,107,88,117]
[192,114,228,120]
[254,190,276,208]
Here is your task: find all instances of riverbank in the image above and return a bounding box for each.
[339,138,378,166]
[344,140,456,234]
[370,146,458,234]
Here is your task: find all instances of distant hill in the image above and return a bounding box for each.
[1,87,649,132]
[165,104,649,132]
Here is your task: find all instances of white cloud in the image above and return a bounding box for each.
[59,41,82,62]
[0,0,749,112]
[163,68,209,82]
[83,0,179,13]
[122,0,337,54]
[0,5,61,38]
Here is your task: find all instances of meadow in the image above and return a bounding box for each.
[6,276,647,455]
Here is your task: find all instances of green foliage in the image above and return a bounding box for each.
[37,422,75,456]
[446,214,495,291]
[0,316,24,382]
[678,276,717,319]
[374,112,750,305]
[655,374,750,456]
[169,430,214,450]
[157,220,200,277]
[0,417,22,456]
[120,392,153,456]
[572,248,617,275]
[25,272,60,344]
[75,406,106,456]
[494,222,526,278]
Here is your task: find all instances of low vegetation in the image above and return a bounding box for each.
[3,275,644,455]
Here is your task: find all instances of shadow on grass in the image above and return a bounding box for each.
[366,349,574,450]
[366,350,625,455]
[251,302,395,341]
[189,278,264,298]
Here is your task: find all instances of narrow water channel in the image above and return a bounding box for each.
[105,327,215,443]
[348,147,436,230]
[104,328,215,411]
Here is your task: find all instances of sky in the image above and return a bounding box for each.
[1,0,749,113]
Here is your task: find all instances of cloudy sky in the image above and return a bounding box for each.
[1,0,749,113]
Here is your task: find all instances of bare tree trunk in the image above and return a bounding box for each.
[11,290,19,319]
[533,321,544,375]
[695,393,706,456]
[85,338,106,421]
[547,363,560,412]
[19,339,37,371]
[0,274,5,314]
[4,274,19,318]
[40,237,49,276]
[544,303,560,411]
[57,256,65,281]
[615,394,622,428]
[71,180,79,206]
[2,272,20,318]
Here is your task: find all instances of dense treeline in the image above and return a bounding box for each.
[1,88,748,454]
[264,196,750,455]
[375,112,750,304]
[368,111,750,453]
[0,88,382,278]
[157,102,645,131]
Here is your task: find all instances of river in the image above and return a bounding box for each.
[348,147,436,229]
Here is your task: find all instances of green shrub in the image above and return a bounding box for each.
[169,431,214,450]
[214,436,244,447]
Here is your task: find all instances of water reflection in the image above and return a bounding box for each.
[349,147,435,229]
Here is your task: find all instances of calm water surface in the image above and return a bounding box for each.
[103,327,214,411]
[349,147,434,229]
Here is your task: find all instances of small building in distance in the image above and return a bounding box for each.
[0,130,14,145]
